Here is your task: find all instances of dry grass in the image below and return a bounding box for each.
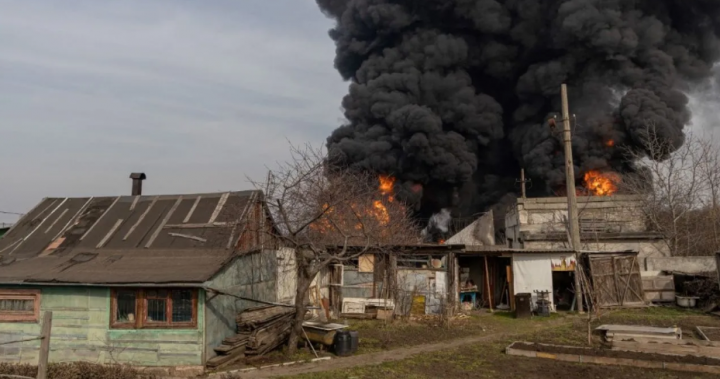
[0,362,154,379]
[282,307,720,379]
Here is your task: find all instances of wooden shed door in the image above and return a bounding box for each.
[588,254,645,307]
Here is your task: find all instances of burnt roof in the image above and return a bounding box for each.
[0,190,261,285]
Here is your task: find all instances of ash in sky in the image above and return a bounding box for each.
[317,0,720,219]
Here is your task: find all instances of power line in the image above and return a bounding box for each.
[0,211,24,216]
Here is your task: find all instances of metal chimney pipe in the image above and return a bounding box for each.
[129,173,147,196]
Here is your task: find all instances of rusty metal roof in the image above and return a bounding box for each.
[0,191,261,285]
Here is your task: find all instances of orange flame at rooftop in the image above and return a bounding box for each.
[583,170,620,196]
[605,139,615,147]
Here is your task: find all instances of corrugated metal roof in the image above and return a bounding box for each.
[0,190,260,284]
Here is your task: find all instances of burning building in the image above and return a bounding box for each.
[316,0,720,225]
[505,195,668,258]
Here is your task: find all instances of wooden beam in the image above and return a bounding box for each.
[80,196,120,241]
[145,197,183,248]
[184,196,202,223]
[124,196,158,241]
[52,197,93,241]
[484,255,493,312]
[129,195,141,211]
[209,193,230,223]
[168,232,207,243]
[164,222,234,229]
[44,208,68,233]
[10,199,67,255]
[97,219,124,248]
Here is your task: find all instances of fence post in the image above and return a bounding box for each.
[37,311,52,379]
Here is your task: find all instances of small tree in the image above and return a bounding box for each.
[250,144,420,355]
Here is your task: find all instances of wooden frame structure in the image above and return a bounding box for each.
[586,252,645,308]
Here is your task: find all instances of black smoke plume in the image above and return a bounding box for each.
[317,0,720,220]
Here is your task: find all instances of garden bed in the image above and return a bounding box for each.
[506,341,720,374]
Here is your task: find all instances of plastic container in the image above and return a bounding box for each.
[333,330,352,356]
[349,330,359,353]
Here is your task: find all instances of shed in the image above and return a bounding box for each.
[0,184,285,369]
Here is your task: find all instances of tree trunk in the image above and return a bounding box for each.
[287,269,312,356]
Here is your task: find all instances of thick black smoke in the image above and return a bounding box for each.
[317,0,720,219]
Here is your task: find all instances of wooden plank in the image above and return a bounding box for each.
[206,346,246,368]
[214,342,247,354]
[123,196,158,240]
[44,208,68,233]
[96,219,124,248]
[145,197,182,248]
[37,311,53,379]
[359,254,374,273]
[52,197,93,241]
[612,257,622,305]
[164,222,230,229]
[129,195,141,211]
[184,196,202,223]
[208,193,230,223]
[620,256,640,304]
[10,199,67,255]
[80,196,118,241]
[168,233,207,243]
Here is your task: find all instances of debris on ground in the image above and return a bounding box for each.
[207,305,295,369]
[596,324,682,342]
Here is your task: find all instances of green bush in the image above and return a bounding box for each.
[0,362,155,379]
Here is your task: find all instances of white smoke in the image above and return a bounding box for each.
[422,208,452,240]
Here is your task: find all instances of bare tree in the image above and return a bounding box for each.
[249,143,421,355]
[620,124,720,256]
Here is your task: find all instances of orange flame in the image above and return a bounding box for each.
[583,170,620,196]
[310,175,399,234]
[379,175,396,202]
[372,200,390,225]
[438,239,446,245]
[605,139,615,147]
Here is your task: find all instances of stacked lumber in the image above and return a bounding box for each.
[206,305,296,368]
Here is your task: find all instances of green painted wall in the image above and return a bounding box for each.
[0,286,204,366]
[204,250,278,360]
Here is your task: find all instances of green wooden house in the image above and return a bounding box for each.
[0,177,283,369]
[0,223,12,239]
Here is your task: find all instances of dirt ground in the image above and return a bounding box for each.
[699,326,720,341]
[216,307,720,379]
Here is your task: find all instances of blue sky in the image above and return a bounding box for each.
[0,0,347,223]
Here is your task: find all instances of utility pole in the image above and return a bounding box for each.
[560,83,584,314]
[517,169,531,199]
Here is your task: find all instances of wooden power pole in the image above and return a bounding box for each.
[37,311,53,379]
[560,84,584,314]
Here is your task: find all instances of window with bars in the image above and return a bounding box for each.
[110,289,197,329]
[0,289,41,322]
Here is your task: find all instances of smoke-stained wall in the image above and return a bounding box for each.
[316,0,720,219]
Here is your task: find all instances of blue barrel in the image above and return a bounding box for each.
[333,330,352,356]
[349,330,359,353]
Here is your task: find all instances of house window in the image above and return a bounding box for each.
[0,289,41,322]
[111,289,197,329]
